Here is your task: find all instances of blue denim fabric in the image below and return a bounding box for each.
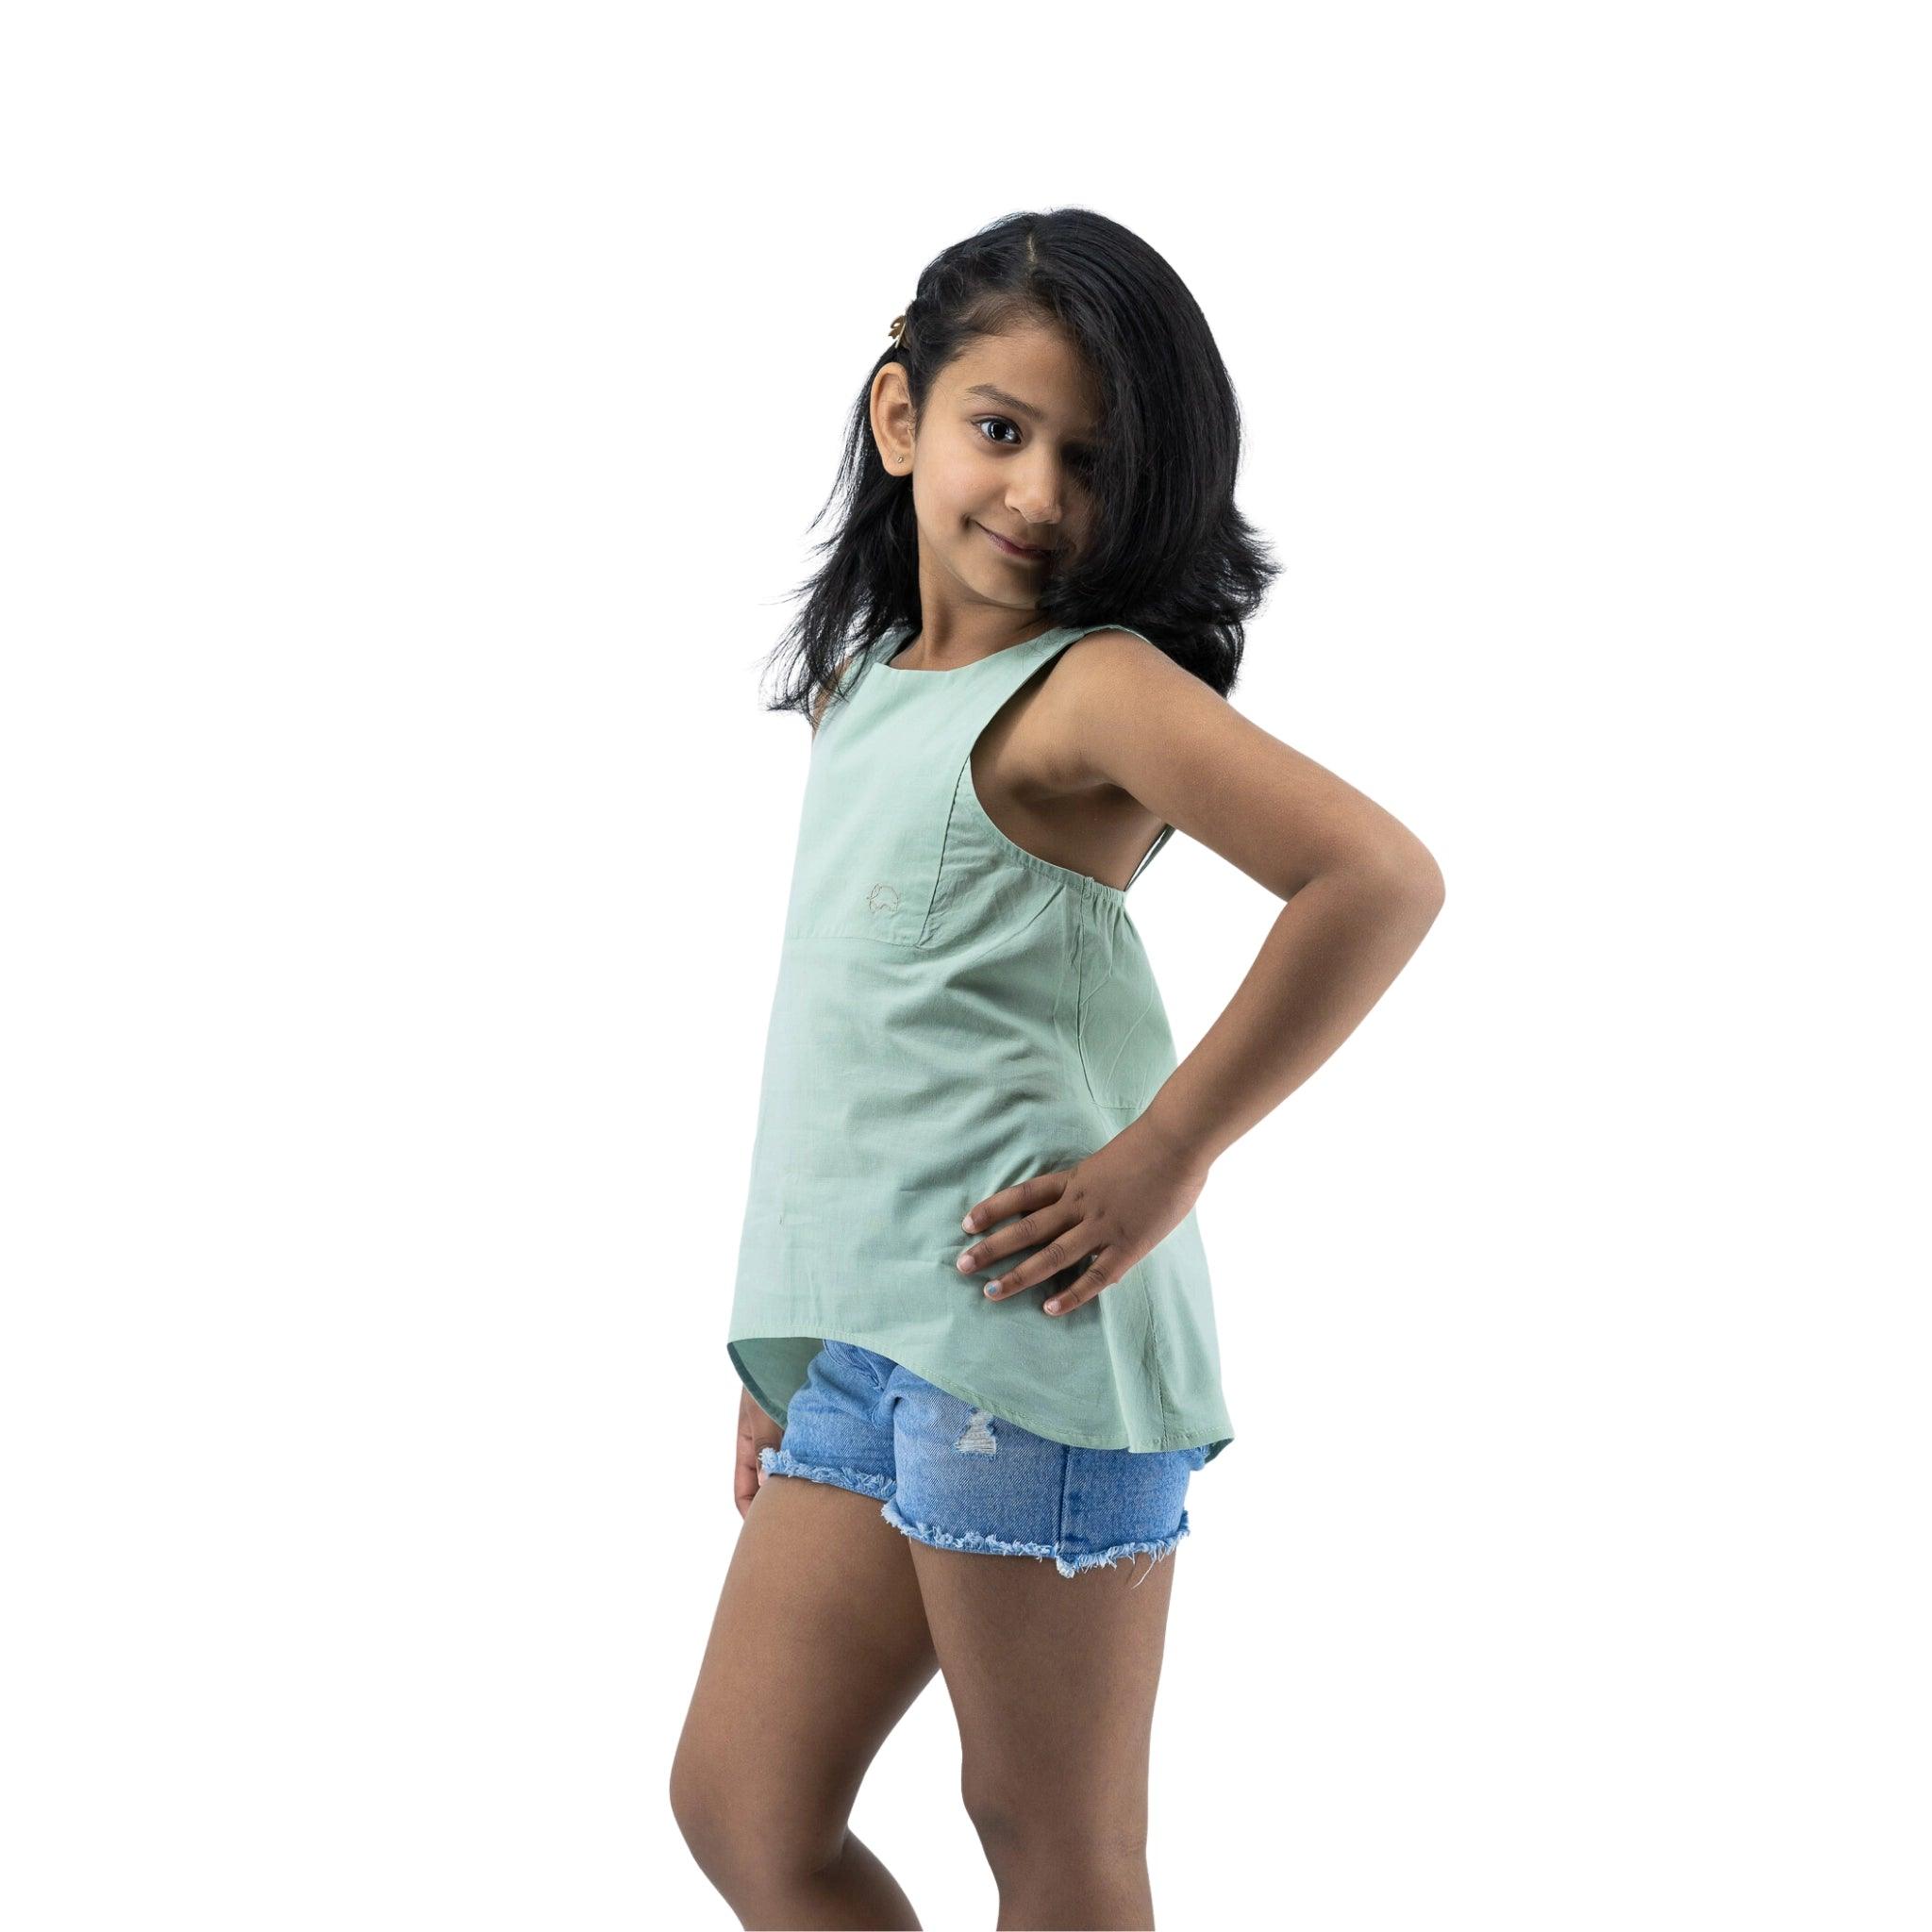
[759,1340,1209,1581]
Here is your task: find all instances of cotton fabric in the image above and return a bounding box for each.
[725,621,1235,1460]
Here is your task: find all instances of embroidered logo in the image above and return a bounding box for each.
[865,881,900,915]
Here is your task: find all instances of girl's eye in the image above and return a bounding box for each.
[974,418,1095,473]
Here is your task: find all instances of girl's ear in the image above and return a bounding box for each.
[870,361,916,472]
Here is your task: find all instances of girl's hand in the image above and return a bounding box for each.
[956,1115,1210,1317]
[735,1386,783,1521]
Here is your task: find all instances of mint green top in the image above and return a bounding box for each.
[725,621,1234,1460]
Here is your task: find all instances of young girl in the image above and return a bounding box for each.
[674,208,1443,1928]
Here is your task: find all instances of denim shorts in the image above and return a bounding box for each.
[758,1340,1209,1581]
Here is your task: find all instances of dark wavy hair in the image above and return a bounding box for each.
[759,207,1282,723]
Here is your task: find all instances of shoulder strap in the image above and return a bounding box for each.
[881,626,1181,899]
[867,621,1070,726]
[867,622,912,669]
[819,622,912,726]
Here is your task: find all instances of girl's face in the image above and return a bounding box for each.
[873,321,1103,618]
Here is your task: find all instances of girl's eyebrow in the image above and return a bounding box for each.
[964,382,1100,442]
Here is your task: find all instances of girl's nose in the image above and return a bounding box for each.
[1009,455,1070,529]
[1008,484,1063,527]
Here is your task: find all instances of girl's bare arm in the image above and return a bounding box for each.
[1035,630,1445,1172]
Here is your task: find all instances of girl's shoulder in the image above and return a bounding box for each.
[1029,625,1215,756]
[809,645,868,735]
[1012,624,1247,825]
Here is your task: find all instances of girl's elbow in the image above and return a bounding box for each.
[1409,844,1447,912]
[1364,837,1446,919]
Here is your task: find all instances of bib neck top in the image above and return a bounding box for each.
[725,620,1234,1460]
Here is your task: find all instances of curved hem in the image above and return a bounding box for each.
[726,1331,1234,1463]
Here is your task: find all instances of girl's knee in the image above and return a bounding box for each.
[962,1779,1149,1874]
[667,1752,740,1877]
[670,1748,844,1892]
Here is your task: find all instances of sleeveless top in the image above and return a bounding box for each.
[724,620,1235,1461]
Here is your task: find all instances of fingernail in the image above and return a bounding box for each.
[961,1213,978,1231]
[1043,1300,1061,1314]
[956,1252,974,1271]
[984,1283,999,1297]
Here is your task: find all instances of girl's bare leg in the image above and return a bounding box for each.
[671,1474,940,1929]
[908,1541,1179,1932]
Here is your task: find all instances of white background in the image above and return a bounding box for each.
[4,3,1925,1926]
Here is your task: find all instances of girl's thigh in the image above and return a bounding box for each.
[905,1518,1177,1839]
[672,1454,938,1867]
[869,1353,1206,1824]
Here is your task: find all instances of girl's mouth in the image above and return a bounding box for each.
[977,523,1052,563]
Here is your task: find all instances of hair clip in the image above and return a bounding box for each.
[888,311,908,347]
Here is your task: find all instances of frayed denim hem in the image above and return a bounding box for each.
[758,1445,897,1502]
[879,1498,1191,1585]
